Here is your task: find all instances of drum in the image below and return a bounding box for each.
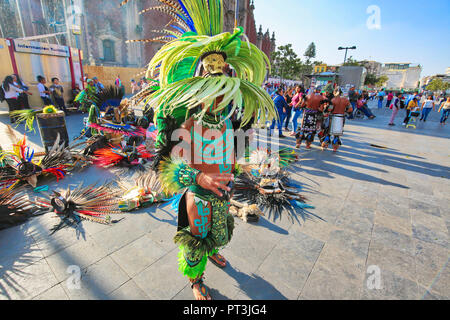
[36,111,69,152]
[330,114,345,136]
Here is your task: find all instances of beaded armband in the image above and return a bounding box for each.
[159,157,201,194]
[177,165,200,187]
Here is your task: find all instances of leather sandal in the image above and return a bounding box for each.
[208,253,227,268]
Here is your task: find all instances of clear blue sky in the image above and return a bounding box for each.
[253,0,450,77]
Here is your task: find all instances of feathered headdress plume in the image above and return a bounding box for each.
[121,0,275,127]
[0,187,41,230]
[32,182,124,234]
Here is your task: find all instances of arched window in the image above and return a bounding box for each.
[103,39,115,62]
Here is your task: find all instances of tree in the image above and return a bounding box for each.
[271,44,302,80]
[304,42,316,64]
[364,73,378,86]
[376,75,389,88]
[426,78,450,92]
[343,56,361,66]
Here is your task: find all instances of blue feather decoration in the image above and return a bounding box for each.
[290,200,315,209]
[167,193,183,212]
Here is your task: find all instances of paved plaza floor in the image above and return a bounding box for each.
[0,103,449,300]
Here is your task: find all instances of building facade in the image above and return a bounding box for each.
[381,63,422,90]
[0,0,275,69]
[359,60,382,77]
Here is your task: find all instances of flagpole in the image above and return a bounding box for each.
[234,0,239,29]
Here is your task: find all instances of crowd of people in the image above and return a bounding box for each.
[265,82,377,139]
[387,92,449,126]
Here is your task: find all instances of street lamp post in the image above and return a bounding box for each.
[338,46,356,64]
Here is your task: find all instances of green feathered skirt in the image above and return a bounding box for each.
[174,192,235,280]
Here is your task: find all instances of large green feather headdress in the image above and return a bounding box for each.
[122,0,276,126]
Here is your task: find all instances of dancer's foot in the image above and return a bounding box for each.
[208,253,227,268]
[289,131,296,136]
[191,277,212,301]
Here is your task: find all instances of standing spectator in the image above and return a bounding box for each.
[2,76,31,123]
[131,79,140,94]
[115,75,125,96]
[386,91,394,108]
[92,77,105,93]
[140,77,149,90]
[115,75,121,88]
[438,97,450,125]
[37,76,52,106]
[377,89,386,109]
[347,86,358,119]
[283,87,293,131]
[12,74,30,109]
[419,95,435,122]
[50,77,67,113]
[290,86,304,136]
[388,93,402,126]
[269,88,288,138]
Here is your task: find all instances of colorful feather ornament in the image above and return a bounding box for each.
[32,182,124,234]
[88,122,147,137]
[117,170,170,212]
[233,148,313,223]
[0,126,89,189]
[93,144,154,169]
[0,187,42,230]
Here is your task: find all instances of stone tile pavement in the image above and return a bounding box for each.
[0,104,449,300]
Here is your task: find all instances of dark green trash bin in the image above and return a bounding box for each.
[36,111,69,152]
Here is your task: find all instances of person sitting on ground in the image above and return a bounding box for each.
[356,95,376,119]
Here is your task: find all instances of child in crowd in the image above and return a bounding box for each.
[37,75,52,106]
[50,77,68,113]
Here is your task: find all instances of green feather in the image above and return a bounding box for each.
[10,109,39,132]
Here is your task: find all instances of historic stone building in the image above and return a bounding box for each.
[0,0,275,68]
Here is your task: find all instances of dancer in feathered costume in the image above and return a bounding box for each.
[0,187,41,230]
[122,0,275,300]
[32,182,123,234]
[74,79,98,113]
[0,126,86,190]
[296,88,327,149]
[321,89,353,152]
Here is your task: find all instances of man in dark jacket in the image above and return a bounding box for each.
[269,88,288,138]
